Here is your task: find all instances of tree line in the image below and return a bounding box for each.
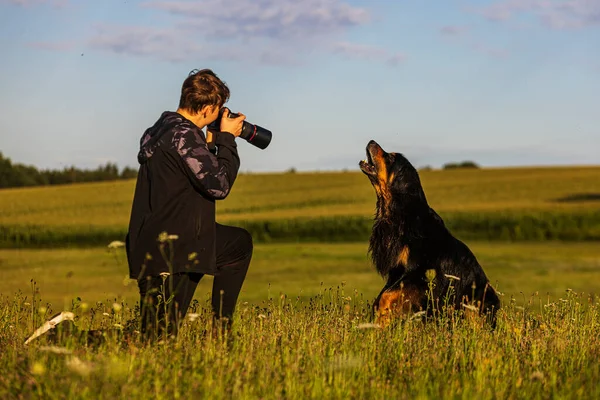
[0,152,138,189]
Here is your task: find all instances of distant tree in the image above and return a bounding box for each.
[0,151,143,189]
[120,166,138,179]
[286,167,297,174]
[443,161,480,170]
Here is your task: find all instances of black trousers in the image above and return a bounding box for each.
[137,223,253,339]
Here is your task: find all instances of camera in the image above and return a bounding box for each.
[208,108,272,150]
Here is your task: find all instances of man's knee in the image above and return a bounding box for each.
[237,227,253,258]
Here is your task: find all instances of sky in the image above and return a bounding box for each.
[0,0,599,173]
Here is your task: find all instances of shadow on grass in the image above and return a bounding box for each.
[552,193,600,203]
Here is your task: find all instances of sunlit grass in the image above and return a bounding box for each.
[1,241,599,309]
[1,167,599,227]
[1,282,598,399]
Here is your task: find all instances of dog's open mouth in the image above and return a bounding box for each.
[359,150,376,175]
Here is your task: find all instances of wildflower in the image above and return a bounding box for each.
[39,346,72,355]
[24,302,31,306]
[411,311,427,320]
[107,240,125,249]
[66,356,94,377]
[103,312,110,317]
[425,269,436,282]
[356,322,381,329]
[158,232,168,243]
[188,313,200,322]
[461,303,479,312]
[444,274,460,281]
[80,302,89,312]
[159,272,171,278]
[258,314,267,319]
[158,232,179,243]
[188,252,198,261]
[38,306,47,315]
[31,362,46,375]
[112,303,122,313]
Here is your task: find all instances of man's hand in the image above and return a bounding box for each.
[206,130,214,144]
[220,108,246,138]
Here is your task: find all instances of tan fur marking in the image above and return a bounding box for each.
[396,246,410,266]
[371,148,392,216]
[375,286,423,328]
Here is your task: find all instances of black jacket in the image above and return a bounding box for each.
[125,111,240,280]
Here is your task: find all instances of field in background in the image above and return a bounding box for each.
[1,165,599,305]
[1,241,599,309]
[1,166,600,247]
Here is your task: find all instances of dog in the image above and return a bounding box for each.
[359,140,500,327]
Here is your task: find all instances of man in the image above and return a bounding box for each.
[125,69,253,341]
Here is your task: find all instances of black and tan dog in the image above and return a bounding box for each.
[359,140,500,327]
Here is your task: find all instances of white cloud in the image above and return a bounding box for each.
[331,42,406,66]
[479,0,600,29]
[81,0,399,66]
[2,0,67,7]
[143,0,371,40]
[439,25,469,36]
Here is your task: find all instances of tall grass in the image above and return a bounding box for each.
[1,285,598,399]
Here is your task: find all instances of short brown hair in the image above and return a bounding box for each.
[178,69,230,114]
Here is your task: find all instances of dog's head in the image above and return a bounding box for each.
[359,140,425,210]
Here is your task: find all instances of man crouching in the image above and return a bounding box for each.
[126,69,253,341]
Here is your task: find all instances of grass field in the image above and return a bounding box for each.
[1,241,599,310]
[2,167,600,398]
[2,166,600,225]
[1,166,600,246]
[1,272,599,399]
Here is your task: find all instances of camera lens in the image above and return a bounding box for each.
[240,122,272,150]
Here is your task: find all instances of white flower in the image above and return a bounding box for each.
[66,356,94,377]
[444,274,461,281]
[107,241,125,249]
[461,303,479,312]
[39,346,73,355]
[356,323,381,329]
[411,311,427,320]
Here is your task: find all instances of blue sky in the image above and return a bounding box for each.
[0,0,599,172]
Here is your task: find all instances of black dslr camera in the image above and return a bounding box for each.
[208,108,272,150]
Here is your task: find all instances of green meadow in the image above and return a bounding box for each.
[1,166,600,247]
[1,166,600,399]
